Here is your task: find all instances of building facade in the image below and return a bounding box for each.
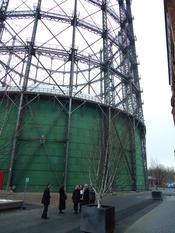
[164,0,175,123]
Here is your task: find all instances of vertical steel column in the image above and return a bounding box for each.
[103,106,111,191]
[126,0,146,190]
[119,0,130,113]
[130,118,137,191]
[0,0,9,40]
[63,59,66,85]
[126,0,139,87]
[109,42,115,105]
[23,1,41,90]
[75,61,78,89]
[88,55,91,94]
[102,0,110,104]
[126,0,144,121]
[141,128,148,189]
[64,0,77,190]
[101,0,112,188]
[119,0,136,190]
[100,49,103,101]
[6,0,42,190]
[118,0,137,190]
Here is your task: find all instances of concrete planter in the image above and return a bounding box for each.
[80,204,115,233]
[152,190,163,200]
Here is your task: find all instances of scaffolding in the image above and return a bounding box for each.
[0,0,147,191]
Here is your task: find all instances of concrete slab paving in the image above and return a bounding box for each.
[125,195,175,233]
[1,190,175,233]
[0,191,156,233]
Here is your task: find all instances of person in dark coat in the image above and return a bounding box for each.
[82,184,89,205]
[89,185,96,204]
[59,184,67,214]
[41,183,51,219]
[79,184,84,212]
[72,185,80,214]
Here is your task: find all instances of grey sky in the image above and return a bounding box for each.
[132,0,175,168]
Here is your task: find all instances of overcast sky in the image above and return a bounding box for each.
[132,0,175,168]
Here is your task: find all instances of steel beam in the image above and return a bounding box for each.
[6,0,42,190]
[64,0,77,190]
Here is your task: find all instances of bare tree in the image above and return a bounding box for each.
[148,160,175,186]
[88,111,129,208]
[148,160,168,186]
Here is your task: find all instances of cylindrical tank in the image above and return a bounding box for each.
[0,0,147,192]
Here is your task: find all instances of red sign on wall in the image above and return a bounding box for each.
[0,171,4,191]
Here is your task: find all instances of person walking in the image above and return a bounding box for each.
[59,184,67,214]
[41,183,51,219]
[72,185,80,214]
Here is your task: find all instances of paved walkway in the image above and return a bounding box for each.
[1,189,175,233]
[0,191,155,233]
[125,193,175,233]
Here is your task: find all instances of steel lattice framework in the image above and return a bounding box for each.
[0,0,147,190]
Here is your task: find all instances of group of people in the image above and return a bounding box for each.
[41,183,95,219]
[41,183,67,219]
[72,184,95,214]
